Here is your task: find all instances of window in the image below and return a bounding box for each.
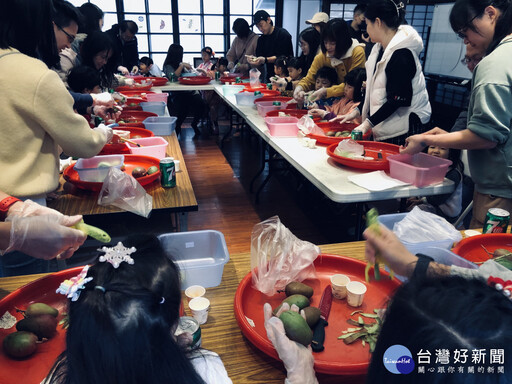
[229,0,276,44]
[68,0,118,31]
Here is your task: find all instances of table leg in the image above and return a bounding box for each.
[178,212,188,232]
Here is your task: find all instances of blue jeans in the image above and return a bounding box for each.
[0,251,50,277]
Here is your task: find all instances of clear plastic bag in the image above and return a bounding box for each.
[97,168,153,218]
[250,68,261,88]
[297,115,324,136]
[251,216,320,296]
[334,139,364,158]
[393,206,462,244]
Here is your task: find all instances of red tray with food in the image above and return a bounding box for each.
[234,254,400,376]
[451,233,512,264]
[122,98,144,110]
[309,122,370,146]
[63,155,160,192]
[178,76,212,85]
[99,127,154,155]
[219,74,248,84]
[135,76,168,87]
[115,84,153,92]
[117,111,158,125]
[326,141,400,171]
[0,267,184,384]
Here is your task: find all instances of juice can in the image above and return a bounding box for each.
[160,157,176,188]
[483,208,510,233]
[174,316,201,350]
[351,130,363,141]
[215,71,220,81]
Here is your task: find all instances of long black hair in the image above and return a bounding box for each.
[0,0,60,68]
[367,276,512,383]
[80,31,117,89]
[320,18,353,59]
[45,235,206,384]
[78,3,104,35]
[364,0,407,30]
[344,67,366,102]
[163,43,184,70]
[298,27,321,72]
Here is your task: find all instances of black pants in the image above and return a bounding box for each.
[168,91,206,135]
[380,113,426,146]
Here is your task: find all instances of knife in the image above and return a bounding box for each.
[311,285,332,352]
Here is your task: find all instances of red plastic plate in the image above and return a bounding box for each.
[119,91,156,99]
[178,76,212,85]
[63,154,160,192]
[99,127,154,155]
[135,77,168,87]
[0,267,184,384]
[451,233,512,263]
[117,111,158,124]
[326,141,400,171]
[115,84,153,92]
[123,98,143,111]
[254,96,293,104]
[234,254,400,375]
[308,122,370,146]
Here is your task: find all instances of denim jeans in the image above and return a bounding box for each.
[0,250,50,277]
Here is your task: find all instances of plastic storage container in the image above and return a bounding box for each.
[222,84,245,96]
[387,153,452,187]
[74,154,124,182]
[378,212,455,253]
[158,230,230,289]
[256,101,286,117]
[140,101,166,116]
[126,136,168,159]
[264,116,299,137]
[143,116,177,136]
[146,93,169,103]
[235,91,264,106]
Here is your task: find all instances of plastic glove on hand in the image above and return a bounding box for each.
[330,108,361,124]
[263,303,318,384]
[6,200,83,227]
[2,215,87,260]
[353,119,372,135]
[309,109,328,118]
[293,85,305,102]
[227,62,235,70]
[92,92,115,108]
[309,87,327,103]
[93,124,114,144]
[118,66,130,76]
[131,66,139,74]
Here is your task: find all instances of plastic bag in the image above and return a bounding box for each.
[297,115,324,136]
[251,216,320,296]
[393,206,462,244]
[250,68,261,88]
[334,139,364,158]
[97,168,153,218]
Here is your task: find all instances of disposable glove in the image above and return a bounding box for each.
[353,119,373,134]
[123,78,135,86]
[254,56,266,65]
[93,124,114,143]
[6,200,83,227]
[293,85,305,102]
[329,108,361,124]
[309,109,328,118]
[227,62,235,70]
[2,215,86,260]
[91,92,115,108]
[264,303,318,384]
[117,66,130,76]
[308,87,327,102]
[131,66,139,74]
[93,105,121,121]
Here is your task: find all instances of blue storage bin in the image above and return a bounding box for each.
[140,101,166,116]
[143,116,177,136]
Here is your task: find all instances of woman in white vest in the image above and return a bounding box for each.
[339,0,431,145]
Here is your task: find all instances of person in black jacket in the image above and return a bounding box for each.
[106,20,139,75]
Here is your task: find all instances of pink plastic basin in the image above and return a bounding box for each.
[387,153,452,187]
[264,116,299,137]
[146,93,169,103]
[126,136,168,159]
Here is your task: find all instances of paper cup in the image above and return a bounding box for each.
[330,274,350,299]
[189,297,210,325]
[308,139,317,149]
[185,285,205,302]
[174,159,180,172]
[346,281,367,307]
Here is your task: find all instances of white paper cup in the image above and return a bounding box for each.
[346,281,367,307]
[330,274,350,299]
[174,159,180,172]
[189,296,210,325]
[308,139,317,149]
[185,285,205,302]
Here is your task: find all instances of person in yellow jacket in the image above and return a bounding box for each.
[294,18,366,104]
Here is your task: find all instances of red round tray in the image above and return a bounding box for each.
[234,254,400,375]
[115,84,153,92]
[0,267,184,384]
[326,141,400,171]
[63,154,160,192]
[117,111,158,124]
[451,233,512,263]
[136,76,168,87]
[119,91,155,99]
[99,127,154,155]
[178,76,212,85]
[254,96,293,105]
[123,98,143,111]
[309,122,370,146]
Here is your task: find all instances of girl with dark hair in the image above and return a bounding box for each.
[345,0,431,146]
[297,27,321,73]
[402,0,512,228]
[163,44,206,138]
[226,18,259,77]
[44,235,232,384]
[77,3,104,35]
[294,18,365,104]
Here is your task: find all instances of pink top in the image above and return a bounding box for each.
[326,97,362,124]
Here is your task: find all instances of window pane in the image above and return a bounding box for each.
[179,0,200,14]
[151,53,167,70]
[204,16,223,33]
[149,1,171,13]
[91,0,116,12]
[68,0,82,6]
[180,35,202,51]
[149,15,173,33]
[150,34,173,52]
[103,13,117,31]
[123,0,145,13]
[229,16,252,32]
[230,0,252,14]
[179,15,201,33]
[204,35,224,54]
[183,53,198,65]
[204,0,223,14]
[138,34,148,52]
[125,15,147,33]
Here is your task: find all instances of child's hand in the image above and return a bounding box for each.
[309,109,327,118]
[131,66,139,74]
[309,87,327,102]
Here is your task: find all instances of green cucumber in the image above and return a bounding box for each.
[73,220,111,243]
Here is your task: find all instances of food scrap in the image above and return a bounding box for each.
[338,309,382,352]
[365,208,394,282]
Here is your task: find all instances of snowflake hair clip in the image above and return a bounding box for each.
[98,242,136,268]
[56,265,93,302]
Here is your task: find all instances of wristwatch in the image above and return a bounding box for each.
[412,254,434,279]
[0,196,21,221]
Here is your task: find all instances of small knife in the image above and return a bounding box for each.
[311,285,332,352]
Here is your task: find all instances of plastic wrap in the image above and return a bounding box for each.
[250,68,261,88]
[297,115,324,136]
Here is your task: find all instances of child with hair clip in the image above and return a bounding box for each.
[45,235,232,384]
[309,67,365,122]
[278,57,305,97]
[269,56,289,92]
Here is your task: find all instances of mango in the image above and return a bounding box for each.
[147,166,159,175]
[278,282,314,299]
[279,310,313,346]
[16,314,58,339]
[273,294,310,316]
[3,331,38,358]
[302,306,321,328]
[25,303,58,318]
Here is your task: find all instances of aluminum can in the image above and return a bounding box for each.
[272,101,281,106]
[235,77,241,83]
[174,316,201,350]
[351,130,363,141]
[160,157,176,188]
[254,91,262,97]
[215,71,220,81]
[267,83,272,90]
[483,208,510,233]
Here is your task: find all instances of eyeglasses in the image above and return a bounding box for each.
[456,14,479,39]
[460,56,482,66]
[55,23,75,44]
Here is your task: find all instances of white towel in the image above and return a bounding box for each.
[348,171,410,191]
